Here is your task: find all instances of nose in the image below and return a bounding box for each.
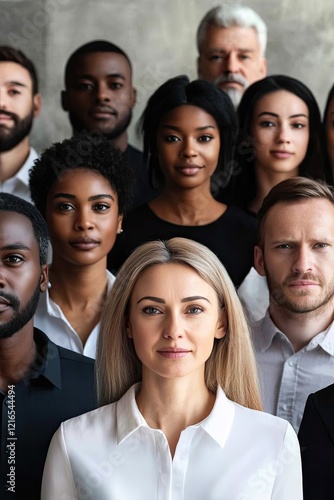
[292,246,313,274]
[276,123,291,144]
[162,312,184,340]
[95,82,111,102]
[73,209,94,231]
[181,138,197,159]
[0,88,9,109]
[224,52,240,74]
[0,266,7,287]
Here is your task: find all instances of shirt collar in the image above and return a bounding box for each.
[252,310,279,352]
[306,322,334,356]
[30,328,62,389]
[116,384,235,449]
[16,147,38,187]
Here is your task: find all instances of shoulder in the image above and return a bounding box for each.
[223,205,257,228]
[125,144,143,162]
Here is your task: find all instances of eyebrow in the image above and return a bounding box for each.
[77,73,126,80]
[53,193,114,201]
[136,295,211,304]
[257,112,309,119]
[161,125,216,131]
[0,243,30,251]
[6,81,28,88]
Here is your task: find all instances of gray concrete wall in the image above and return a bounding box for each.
[1,0,334,152]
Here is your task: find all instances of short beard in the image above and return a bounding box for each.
[0,111,34,152]
[0,283,41,339]
[69,110,132,142]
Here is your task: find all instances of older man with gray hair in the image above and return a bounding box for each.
[197,4,267,107]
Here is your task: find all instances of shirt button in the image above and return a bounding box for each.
[283,404,289,411]
[288,361,295,367]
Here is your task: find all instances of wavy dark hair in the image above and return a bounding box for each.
[139,75,238,192]
[232,75,329,209]
[323,83,334,183]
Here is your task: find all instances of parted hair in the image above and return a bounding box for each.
[96,237,262,411]
[258,176,334,246]
[139,75,238,189]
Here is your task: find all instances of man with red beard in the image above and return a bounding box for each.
[0,47,41,202]
[253,177,334,433]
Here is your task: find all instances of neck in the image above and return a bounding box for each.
[136,371,215,457]
[0,138,30,182]
[250,166,298,214]
[150,186,226,225]
[269,300,334,352]
[110,131,128,152]
[48,257,108,306]
[0,321,36,391]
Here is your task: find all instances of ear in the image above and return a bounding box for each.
[130,86,137,108]
[215,307,227,340]
[126,320,133,339]
[39,264,48,293]
[32,93,41,118]
[259,57,267,78]
[116,214,123,234]
[254,245,266,277]
[61,90,69,111]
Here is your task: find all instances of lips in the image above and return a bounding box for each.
[270,150,294,159]
[0,296,11,312]
[157,348,191,359]
[90,107,117,119]
[176,165,204,176]
[70,237,100,251]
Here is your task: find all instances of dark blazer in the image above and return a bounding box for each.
[298,383,334,500]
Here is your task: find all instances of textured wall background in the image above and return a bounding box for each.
[1,0,334,152]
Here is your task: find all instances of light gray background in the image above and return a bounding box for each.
[1,0,334,152]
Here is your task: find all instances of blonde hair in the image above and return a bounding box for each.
[97,238,262,410]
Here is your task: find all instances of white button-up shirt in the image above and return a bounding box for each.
[42,384,302,500]
[238,266,269,323]
[0,147,38,202]
[252,311,334,432]
[34,270,115,359]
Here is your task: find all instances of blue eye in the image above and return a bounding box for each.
[143,306,162,315]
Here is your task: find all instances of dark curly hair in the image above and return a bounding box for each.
[0,193,48,265]
[29,135,134,218]
[139,75,237,191]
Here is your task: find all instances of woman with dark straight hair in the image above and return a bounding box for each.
[232,74,329,215]
[108,75,257,287]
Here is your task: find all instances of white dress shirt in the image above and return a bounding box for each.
[237,267,269,323]
[34,270,115,359]
[42,384,302,500]
[252,311,334,432]
[0,147,38,202]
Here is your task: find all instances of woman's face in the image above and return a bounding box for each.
[46,169,122,267]
[127,263,226,383]
[250,90,309,176]
[325,96,334,169]
[156,105,221,190]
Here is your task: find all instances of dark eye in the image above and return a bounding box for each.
[239,54,250,60]
[292,123,306,129]
[165,135,180,143]
[93,203,110,212]
[209,55,223,61]
[259,121,275,128]
[77,83,94,91]
[198,135,213,142]
[57,203,74,212]
[8,89,20,95]
[3,255,24,265]
[109,82,123,90]
[276,244,292,249]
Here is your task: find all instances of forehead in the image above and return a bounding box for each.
[0,211,38,251]
[0,61,33,90]
[262,199,334,239]
[200,24,261,52]
[254,90,308,116]
[159,105,218,128]
[50,168,115,194]
[68,52,132,81]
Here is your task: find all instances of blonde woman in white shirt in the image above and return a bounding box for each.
[42,238,302,499]
[29,135,133,358]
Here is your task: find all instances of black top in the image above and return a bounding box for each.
[298,384,334,500]
[108,204,257,287]
[0,328,97,500]
[124,145,158,208]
